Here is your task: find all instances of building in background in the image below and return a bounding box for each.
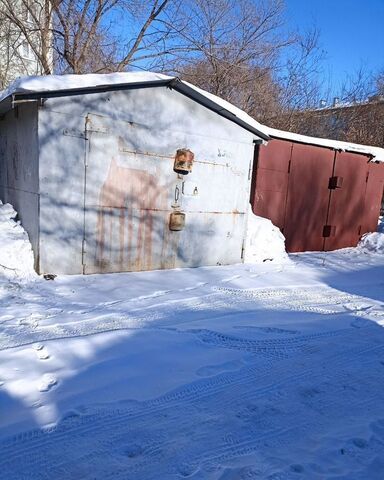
[0,1,51,89]
[280,97,384,150]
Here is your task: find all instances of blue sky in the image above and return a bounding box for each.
[285,0,384,89]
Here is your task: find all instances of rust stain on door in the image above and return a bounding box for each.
[96,157,168,272]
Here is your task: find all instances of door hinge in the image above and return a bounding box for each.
[248,160,252,180]
[328,176,343,189]
[241,237,246,261]
[323,225,336,237]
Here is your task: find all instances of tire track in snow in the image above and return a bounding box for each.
[188,326,356,357]
[1,281,384,478]
[9,344,382,480]
[1,333,383,479]
[0,284,381,351]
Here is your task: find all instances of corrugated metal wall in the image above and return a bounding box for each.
[251,139,384,252]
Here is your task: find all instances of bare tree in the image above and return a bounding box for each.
[0,0,346,141]
[52,0,120,74]
[333,68,384,146]
[264,27,328,131]
[0,0,54,76]
[0,0,178,81]
[278,28,325,109]
[167,0,290,96]
[272,65,384,147]
[376,71,384,96]
[339,67,376,104]
[153,0,325,133]
[52,0,174,74]
[0,12,22,88]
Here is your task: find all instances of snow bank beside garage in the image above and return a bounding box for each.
[0,202,36,280]
[244,205,289,263]
[357,217,384,254]
[359,232,384,254]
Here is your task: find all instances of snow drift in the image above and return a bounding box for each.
[357,216,384,254]
[244,205,289,263]
[0,202,36,280]
[359,232,384,254]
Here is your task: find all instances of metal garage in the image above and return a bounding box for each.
[251,132,384,252]
[0,72,269,274]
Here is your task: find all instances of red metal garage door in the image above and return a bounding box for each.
[251,140,291,230]
[283,143,335,252]
[251,140,384,253]
[361,162,384,234]
[324,152,370,251]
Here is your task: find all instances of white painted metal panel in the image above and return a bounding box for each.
[38,110,86,274]
[35,86,256,274]
[84,113,251,273]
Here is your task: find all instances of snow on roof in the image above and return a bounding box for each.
[1,71,384,161]
[0,71,171,103]
[181,79,269,140]
[264,126,384,163]
[0,71,270,140]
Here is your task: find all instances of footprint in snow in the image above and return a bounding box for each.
[124,444,143,458]
[350,318,372,329]
[221,275,241,283]
[196,359,244,377]
[182,282,208,291]
[62,409,82,421]
[138,290,171,300]
[290,464,304,473]
[33,343,50,360]
[18,315,40,329]
[352,438,368,449]
[177,463,199,477]
[38,374,57,392]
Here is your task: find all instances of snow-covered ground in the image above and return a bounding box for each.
[1,205,384,479]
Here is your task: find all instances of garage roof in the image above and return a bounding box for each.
[1,71,384,162]
[264,125,384,163]
[0,71,270,141]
